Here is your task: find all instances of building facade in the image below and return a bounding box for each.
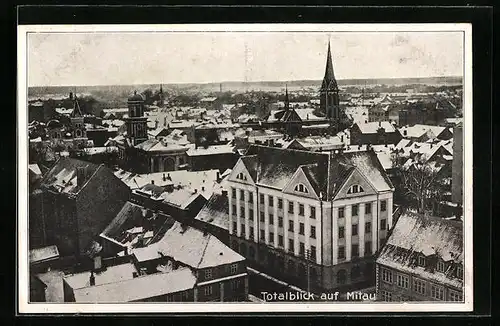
[376,211,463,302]
[226,145,395,292]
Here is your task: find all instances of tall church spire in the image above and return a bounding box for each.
[321,40,338,91]
[284,84,290,110]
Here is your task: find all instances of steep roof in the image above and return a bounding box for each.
[321,41,338,91]
[376,211,463,289]
[242,145,392,200]
[195,192,230,230]
[40,157,101,195]
[132,222,245,269]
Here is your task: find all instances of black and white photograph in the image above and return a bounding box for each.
[17,23,473,313]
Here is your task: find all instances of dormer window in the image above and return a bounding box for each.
[456,265,463,279]
[436,260,446,273]
[294,183,309,194]
[418,255,426,267]
[347,184,364,194]
[236,172,247,181]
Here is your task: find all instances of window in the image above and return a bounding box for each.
[337,269,347,284]
[230,264,238,274]
[456,265,463,279]
[310,246,317,260]
[339,207,345,219]
[249,227,254,239]
[260,230,265,241]
[269,213,274,225]
[299,204,305,216]
[381,200,387,212]
[396,274,409,289]
[232,222,237,233]
[437,261,446,273]
[260,212,265,222]
[249,193,253,203]
[413,278,426,295]
[232,189,236,199]
[365,221,372,234]
[418,256,426,267]
[352,223,358,236]
[288,202,294,214]
[269,232,274,244]
[431,285,445,300]
[288,220,294,232]
[380,219,387,230]
[365,241,372,255]
[299,223,305,235]
[249,209,254,221]
[352,204,359,216]
[204,285,213,296]
[365,203,372,214]
[232,205,237,214]
[347,184,365,194]
[381,268,393,283]
[352,244,359,258]
[381,290,392,302]
[288,239,294,253]
[240,206,245,218]
[278,235,284,247]
[260,194,264,203]
[278,198,283,209]
[278,217,283,228]
[299,242,305,257]
[240,190,245,200]
[204,269,212,280]
[310,226,316,239]
[236,172,247,181]
[339,226,345,239]
[310,206,316,218]
[240,224,245,237]
[294,183,309,193]
[231,279,241,291]
[338,246,345,259]
[449,290,463,302]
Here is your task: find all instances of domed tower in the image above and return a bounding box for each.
[125,91,148,145]
[320,40,340,122]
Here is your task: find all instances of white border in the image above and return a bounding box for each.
[17,23,473,314]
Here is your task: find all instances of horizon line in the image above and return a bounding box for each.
[28,75,463,89]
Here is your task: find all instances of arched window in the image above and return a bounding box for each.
[337,269,347,285]
[347,184,365,194]
[75,129,82,137]
[294,183,309,194]
[236,172,247,181]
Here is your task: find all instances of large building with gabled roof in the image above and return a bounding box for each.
[226,144,395,292]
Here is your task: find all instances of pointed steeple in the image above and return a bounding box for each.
[70,88,83,117]
[321,40,338,91]
[284,84,290,110]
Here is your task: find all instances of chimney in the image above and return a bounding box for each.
[167,173,172,181]
[202,186,205,192]
[76,166,87,187]
[403,130,407,136]
[216,171,221,183]
[93,255,102,270]
[163,173,166,181]
[341,135,344,142]
[151,180,154,185]
[194,188,198,193]
[221,189,228,197]
[89,270,95,286]
[69,92,73,100]
[132,272,138,278]
[379,121,382,127]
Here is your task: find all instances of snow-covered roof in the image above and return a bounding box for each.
[356,121,396,134]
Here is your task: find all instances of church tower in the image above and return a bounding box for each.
[158,84,164,107]
[125,91,148,146]
[320,40,340,122]
[70,94,87,139]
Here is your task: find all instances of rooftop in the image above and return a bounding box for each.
[355,121,397,134]
[64,262,138,290]
[377,211,463,289]
[29,245,59,264]
[194,191,229,230]
[132,221,245,269]
[398,124,447,139]
[186,144,236,156]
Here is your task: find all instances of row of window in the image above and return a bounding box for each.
[202,278,243,297]
[380,268,463,301]
[233,221,317,238]
[203,264,239,281]
[338,241,373,260]
[338,220,387,238]
[231,189,388,218]
[416,256,464,280]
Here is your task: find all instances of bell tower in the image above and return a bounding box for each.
[320,40,340,122]
[70,94,87,139]
[125,90,148,146]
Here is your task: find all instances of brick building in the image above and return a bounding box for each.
[226,145,395,292]
[350,121,403,146]
[376,211,463,302]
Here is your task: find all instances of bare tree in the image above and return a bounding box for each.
[391,151,444,214]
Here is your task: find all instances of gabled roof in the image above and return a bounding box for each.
[355,121,396,134]
[40,157,101,195]
[241,145,392,200]
[376,211,463,289]
[195,192,230,230]
[133,222,245,269]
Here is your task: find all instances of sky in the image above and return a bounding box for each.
[27,31,464,87]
